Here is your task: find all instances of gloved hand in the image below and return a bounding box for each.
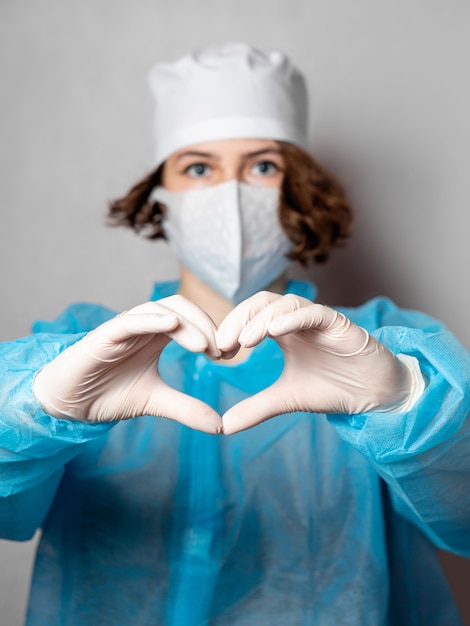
[216,292,423,435]
[33,296,222,434]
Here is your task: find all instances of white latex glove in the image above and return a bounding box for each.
[33,296,222,434]
[216,292,422,435]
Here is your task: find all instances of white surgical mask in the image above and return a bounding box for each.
[151,180,293,304]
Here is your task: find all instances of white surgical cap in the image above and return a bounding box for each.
[148,43,309,167]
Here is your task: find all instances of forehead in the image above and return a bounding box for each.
[170,138,281,160]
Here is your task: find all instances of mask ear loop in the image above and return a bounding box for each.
[324,311,371,357]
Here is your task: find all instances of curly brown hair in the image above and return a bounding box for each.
[107,142,353,265]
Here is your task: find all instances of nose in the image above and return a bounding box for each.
[218,166,242,184]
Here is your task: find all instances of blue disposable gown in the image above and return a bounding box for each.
[0,280,469,625]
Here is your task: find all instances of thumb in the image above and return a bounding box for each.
[222,381,294,435]
[145,381,223,435]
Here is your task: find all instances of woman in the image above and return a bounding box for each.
[1,44,469,625]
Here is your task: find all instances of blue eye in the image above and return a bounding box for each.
[251,161,279,176]
[186,163,211,178]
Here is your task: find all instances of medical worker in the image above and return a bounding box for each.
[1,44,469,625]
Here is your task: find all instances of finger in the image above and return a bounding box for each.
[157,295,221,358]
[218,346,241,361]
[236,294,313,348]
[93,298,220,356]
[91,310,180,344]
[268,307,371,357]
[216,291,282,352]
[267,303,338,337]
[145,381,222,435]
[222,381,294,435]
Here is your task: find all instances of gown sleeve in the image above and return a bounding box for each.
[327,297,470,556]
[0,303,116,540]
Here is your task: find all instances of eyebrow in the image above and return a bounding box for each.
[245,148,283,159]
[176,151,215,162]
[175,147,283,162]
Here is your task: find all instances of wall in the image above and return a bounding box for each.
[0,1,469,624]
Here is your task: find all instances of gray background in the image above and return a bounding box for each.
[0,0,469,624]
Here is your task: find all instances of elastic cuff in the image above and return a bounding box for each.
[380,354,426,413]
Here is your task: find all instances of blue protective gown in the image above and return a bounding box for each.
[0,280,469,625]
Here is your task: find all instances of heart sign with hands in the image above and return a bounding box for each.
[33,296,223,434]
[216,292,418,435]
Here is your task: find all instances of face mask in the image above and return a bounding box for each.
[151,180,293,304]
